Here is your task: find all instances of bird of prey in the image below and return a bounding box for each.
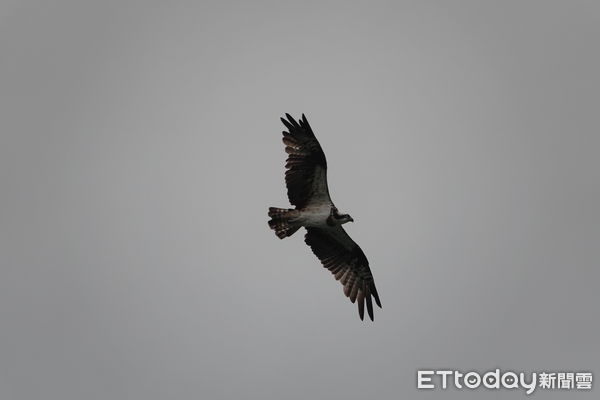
[268,114,382,321]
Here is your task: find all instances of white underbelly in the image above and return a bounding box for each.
[297,205,330,227]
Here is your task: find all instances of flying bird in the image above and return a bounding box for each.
[268,114,382,321]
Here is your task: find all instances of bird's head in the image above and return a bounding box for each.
[341,214,354,224]
[333,210,354,224]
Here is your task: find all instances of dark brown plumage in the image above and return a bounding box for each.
[269,114,382,321]
[305,227,381,321]
[281,114,330,208]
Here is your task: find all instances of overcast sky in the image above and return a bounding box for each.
[1,1,599,399]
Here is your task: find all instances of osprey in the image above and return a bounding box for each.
[268,114,382,321]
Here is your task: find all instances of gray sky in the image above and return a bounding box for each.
[1,1,599,399]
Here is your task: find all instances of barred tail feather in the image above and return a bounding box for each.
[268,207,300,239]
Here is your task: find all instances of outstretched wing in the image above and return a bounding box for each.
[304,227,382,321]
[280,114,332,208]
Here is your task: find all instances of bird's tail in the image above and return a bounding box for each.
[268,207,300,239]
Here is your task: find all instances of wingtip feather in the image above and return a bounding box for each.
[284,113,300,128]
[357,291,365,320]
[280,117,293,131]
[372,284,382,308]
[365,286,374,321]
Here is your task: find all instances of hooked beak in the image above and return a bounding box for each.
[349,217,354,222]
